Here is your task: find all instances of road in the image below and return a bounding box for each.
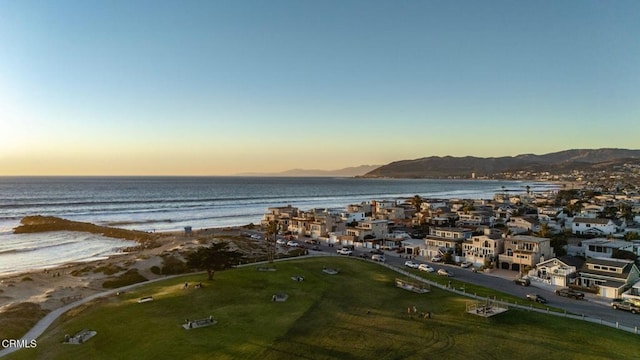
[311,242,640,331]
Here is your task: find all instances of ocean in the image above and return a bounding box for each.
[0,176,558,276]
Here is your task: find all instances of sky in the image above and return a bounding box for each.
[1,0,639,176]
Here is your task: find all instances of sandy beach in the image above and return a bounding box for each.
[0,226,251,315]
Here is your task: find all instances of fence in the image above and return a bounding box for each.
[376,261,640,336]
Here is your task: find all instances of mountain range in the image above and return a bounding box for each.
[235,165,381,177]
[360,148,640,178]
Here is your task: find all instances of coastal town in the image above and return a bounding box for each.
[3,179,640,357]
[260,177,640,304]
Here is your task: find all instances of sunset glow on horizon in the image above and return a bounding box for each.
[1,1,639,176]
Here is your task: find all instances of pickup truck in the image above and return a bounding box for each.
[611,299,640,314]
[554,288,585,300]
[336,248,353,256]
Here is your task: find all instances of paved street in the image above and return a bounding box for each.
[318,242,640,332]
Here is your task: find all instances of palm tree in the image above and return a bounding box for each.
[265,220,279,263]
[411,195,423,214]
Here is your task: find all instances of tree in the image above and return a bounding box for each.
[599,206,618,219]
[186,242,244,280]
[550,233,568,257]
[265,220,279,263]
[625,232,640,241]
[538,223,551,238]
[411,195,423,216]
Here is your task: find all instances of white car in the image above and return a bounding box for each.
[404,261,419,269]
[275,239,286,245]
[437,269,453,277]
[431,256,443,262]
[418,264,434,272]
[286,241,299,247]
[460,261,472,268]
[372,254,386,262]
[337,248,353,256]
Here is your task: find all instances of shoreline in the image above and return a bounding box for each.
[0,226,249,316]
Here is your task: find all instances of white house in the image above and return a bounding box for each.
[572,217,619,236]
[341,211,366,225]
[580,238,635,259]
[532,258,577,287]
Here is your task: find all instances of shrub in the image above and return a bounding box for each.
[288,248,307,257]
[161,255,189,275]
[93,264,123,275]
[102,269,148,289]
[21,276,33,281]
[150,266,161,275]
[70,266,94,276]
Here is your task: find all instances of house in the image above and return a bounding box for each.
[261,205,299,228]
[346,202,373,216]
[622,281,640,303]
[308,212,345,239]
[572,217,620,236]
[401,238,426,257]
[374,205,406,223]
[456,210,494,226]
[579,204,604,218]
[345,219,389,242]
[462,228,504,268]
[580,238,635,259]
[498,235,554,272]
[507,216,541,234]
[531,258,577,287]
[423,227,473,259]
[577,258,640,299]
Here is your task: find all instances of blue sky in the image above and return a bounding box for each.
[1,0,638,175]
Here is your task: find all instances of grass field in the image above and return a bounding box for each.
[6,257,640,359]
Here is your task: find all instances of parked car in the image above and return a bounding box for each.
[437,269,453,277]
[526,294,548,303]
[286,241,299,247]
[460,261,472,268]
[370,249,384,255]
[555,288,585,300]
[431,256,443,262]
[514,278,531,286]
[371,254,386,262]
[611,299,640,314]
[250,234,262,240]
[275,239,286,245]
[404,261,420,269]
[310,245,321,251]
[337,248,353,256]
[418,264,435,272]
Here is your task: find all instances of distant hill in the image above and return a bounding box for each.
[361,148,640,178]
[237,165,381,177]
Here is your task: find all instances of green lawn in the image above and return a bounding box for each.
[7,257,640,359]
